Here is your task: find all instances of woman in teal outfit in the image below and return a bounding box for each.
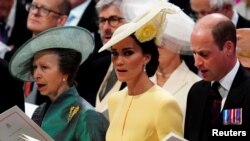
[9,26,109,141]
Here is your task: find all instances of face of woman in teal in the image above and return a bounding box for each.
[32,50,69,101]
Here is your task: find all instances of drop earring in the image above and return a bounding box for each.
[144,64,146,72]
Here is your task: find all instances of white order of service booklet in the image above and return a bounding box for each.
[162,132,188,141]
[0,106,54,141]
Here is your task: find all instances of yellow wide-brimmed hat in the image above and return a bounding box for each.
[98,0,177,52]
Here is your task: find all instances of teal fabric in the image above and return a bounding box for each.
[36,87,108,141]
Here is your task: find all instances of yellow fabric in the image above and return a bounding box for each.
[106,85,183,141]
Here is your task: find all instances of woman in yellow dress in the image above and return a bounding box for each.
[98,1,183,140]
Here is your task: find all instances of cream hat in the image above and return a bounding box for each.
[98,0,177,52]
[236,28,250,68]
[9,26,94,81]
[122,0,195,54]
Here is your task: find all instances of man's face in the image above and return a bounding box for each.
[191,0,215,19]
[98,5,124,43]
[0,0,14,22]
[191,29,228,81]
[27,0,65,35]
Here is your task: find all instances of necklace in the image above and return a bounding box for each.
[156,71,172,78]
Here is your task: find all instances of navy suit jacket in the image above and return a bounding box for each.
[184,66,250,141]
[75,0,110,106]
[236,14,250,28]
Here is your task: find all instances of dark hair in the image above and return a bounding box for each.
[59,0,71,16]
[131,34,159,77]
[33,48,81,86]
[211,20,236,50]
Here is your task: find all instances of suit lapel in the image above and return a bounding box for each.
[77,0,98,33]
[224,66,247,109]
[187,81,210,141]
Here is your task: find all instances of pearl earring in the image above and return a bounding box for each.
[63,78,66,82]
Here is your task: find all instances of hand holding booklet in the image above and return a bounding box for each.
[0,106,54,141]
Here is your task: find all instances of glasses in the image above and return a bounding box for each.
[26,3,63,17]
[98,16,123,27]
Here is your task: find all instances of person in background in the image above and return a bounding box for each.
[0,0,32,61]
[190,0,250,28]
[235,0,250,20]
[185,13,250,141]
[95,0,125,119]
[236,28,250,71]
[9,26,108,141]
[27,0,69,36]
[65,0,110,106]
[150,9,201,126]
[98,1,183,140]
[24,0,71,105]
[150,3,201,124]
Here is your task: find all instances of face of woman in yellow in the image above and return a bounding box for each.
[32,50,68,100]
[111,36,150,83]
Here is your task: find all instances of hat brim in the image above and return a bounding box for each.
[98,1,167,52]
[9,26,94,81]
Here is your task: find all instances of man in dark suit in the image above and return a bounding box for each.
[66,0,112,105]
[0,58,24,113]
[0,0,32,62]
[184,13,250,141]
[190,0,250,28]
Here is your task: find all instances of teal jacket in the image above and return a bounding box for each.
[32,87,109,141]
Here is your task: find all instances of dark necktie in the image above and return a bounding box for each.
[99,69,117,101]
[0,22,10,44]
[209,82,222,125]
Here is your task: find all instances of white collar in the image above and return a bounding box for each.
[217,60,240,91]
[67,0,91,26]
[6,0,17,36]
[231,9,239,27]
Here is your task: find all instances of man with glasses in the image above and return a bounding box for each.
[26,0,70,36]
[190,0,250,28]
[70,0,125,107]
[98,13,124,43]
[94,0,126,119]
[24,0,71,106]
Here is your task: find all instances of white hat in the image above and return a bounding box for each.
[98,0,177,52]
[120,0,195,55]
[9,26,94,81]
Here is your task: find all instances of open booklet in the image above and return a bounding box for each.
[0,106,54,141]
[162,132,188,141]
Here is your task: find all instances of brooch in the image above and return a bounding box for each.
[68,105,80,122]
